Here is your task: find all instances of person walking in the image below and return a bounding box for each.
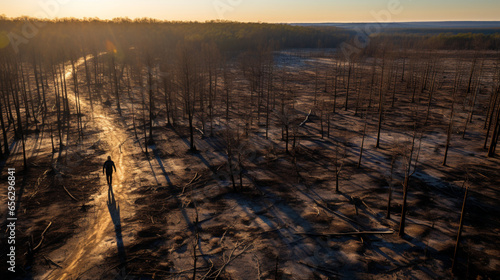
[103,156,117,186]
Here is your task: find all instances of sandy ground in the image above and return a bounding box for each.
[1,49,500,279]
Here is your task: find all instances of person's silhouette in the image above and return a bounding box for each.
[103,156,117,186]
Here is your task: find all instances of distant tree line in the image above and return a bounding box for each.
[364,32,500,52]
[0,17,350,56]
[3,17,500,60]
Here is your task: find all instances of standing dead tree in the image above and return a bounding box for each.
[146,55,156,146]
[463,60,484,138]
[332,60,340,114]
[223,60,233,125]
[452,181,470,274]
[376,52,386,149]
[344,60,353,111]
[367,59,377,108]
[485,64,500,157]
[265,59,274,139]
[176,42,199,152]
[70,56,83,140]
[398,95,423,237]
[82,52,94,117]
[278,88,295,154]
[0,61,12,157]
[0,96,9,157]
[386,144,404,220]
[159,58,171,127]
[223,126,244,191]
[487,94,500,157]
[202,42,220,136]
[484,83,500,150]
[334,136,347,193]
[424,61,440,125]
[398,127,421,237]
[443,65,463,166]
[9,59,28,168]
[357,115,368,169]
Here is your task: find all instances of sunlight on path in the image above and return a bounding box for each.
[40,55,138,280]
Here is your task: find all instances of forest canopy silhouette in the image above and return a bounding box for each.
[0,17,350,57]
[1,16,500,60]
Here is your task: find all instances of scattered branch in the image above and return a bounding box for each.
[34,221,52,251]
[296,230,394,237]
[299,109,312,126]
[297,260,342,276]
[63,186,78,202]
[43,255,63,269]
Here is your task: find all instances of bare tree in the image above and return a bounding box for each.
[376,53,386,149]
[146,55,155,145]
[443,67,462,166]
[484,86,500,149]
[487,96,500,157]
[452,181,469,273]
[357,117,368,168]
[398,127,422,237]
[176,42,198,152]
[334,137,347,193]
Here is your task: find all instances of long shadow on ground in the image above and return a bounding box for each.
[107,186,127,266]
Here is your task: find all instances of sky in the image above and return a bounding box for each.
[1,0,500,23]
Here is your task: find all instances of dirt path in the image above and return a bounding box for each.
[38,56,148,280]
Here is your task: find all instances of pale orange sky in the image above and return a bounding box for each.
[1,0,500,22]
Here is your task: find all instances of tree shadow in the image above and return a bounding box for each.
[145,155,160,186]
[107,186,127,267]
[151,145,173,186]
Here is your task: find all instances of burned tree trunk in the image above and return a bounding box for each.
[83,53,94,116]
[0,97,9,156]
[398,131,418,237]
[345,63,352,111]
[357,120,367,168]
[452,184,469,273]
[443,73,460,166]
[376,57,386,149]
[147,61,155,145]
[487,98,500,157]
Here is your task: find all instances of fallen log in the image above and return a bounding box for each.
[209,242,253,279]
[33,221,52,251]
[296,230,394,237]
[311,197,362,227]
[386,259,426,273]
[188,172,200,185]
[63,186,78,202]
[43,255,63,268]
[299,109,313,127]
[195,127,206,138]
[182,172,200,194]
[297,260,342,276]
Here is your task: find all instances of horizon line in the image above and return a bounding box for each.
[1,14,500,25]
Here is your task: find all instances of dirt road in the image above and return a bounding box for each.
[39,56,148,279]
